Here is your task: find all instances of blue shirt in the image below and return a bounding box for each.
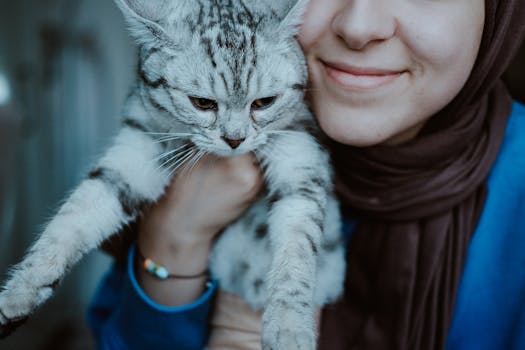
[88,102,525,350]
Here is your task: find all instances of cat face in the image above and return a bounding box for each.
[116,0,310,156]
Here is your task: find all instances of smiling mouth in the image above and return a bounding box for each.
[321,60,405,92]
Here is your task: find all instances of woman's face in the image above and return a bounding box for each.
[299,0,485,146]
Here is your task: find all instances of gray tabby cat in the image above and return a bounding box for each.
[0,0,345,348]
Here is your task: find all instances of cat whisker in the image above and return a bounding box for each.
[158,147,193,168]
[145,132,195,144]
[167,159,191,178]
[152,135,193,144]
[154,143,191,162]
[190,150,207,172]
[166,147,199,178]
[179,149,206,177]
[145,132,195,136]
[157,146,196,172]
[183,150,202,172]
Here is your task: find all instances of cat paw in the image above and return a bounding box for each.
[262,307,316,350]
[0,284,50,338]
[262,327,316,350]
[0,307,29,339]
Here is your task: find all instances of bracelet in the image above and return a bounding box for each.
[136,249,210,280]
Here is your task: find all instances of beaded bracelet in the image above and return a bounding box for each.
[136,249,209,280]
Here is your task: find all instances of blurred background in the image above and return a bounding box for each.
[0,0,134,348]
[0,0,524,349]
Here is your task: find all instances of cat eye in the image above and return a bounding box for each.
[251,96,277,110]
[189,96,218,111]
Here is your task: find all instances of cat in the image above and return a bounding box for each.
[0,1,345,348]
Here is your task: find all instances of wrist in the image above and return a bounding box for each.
[139,207,217,247]
[136,248,210,280]
[138,220,213,276]
[132,244,213,307]
[138,238,211,278]
[135,222,214,307]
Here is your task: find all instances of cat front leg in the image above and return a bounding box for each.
[262,195,325,350]
[0,126,170,337]
[259,132,332,350]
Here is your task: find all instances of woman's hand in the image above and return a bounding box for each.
[136,153,264,306]
[145,153,264,245]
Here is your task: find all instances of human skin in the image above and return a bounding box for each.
[300,0,485,146]
[137,0,485,306]
[137,154,263,306]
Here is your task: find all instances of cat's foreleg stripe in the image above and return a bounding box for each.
[304,233,319,255]
[322,238,344,252]
[87,167,149,217]
[272,297,313,319]
[310,176,331,191]
[116,185,150,218]
[274,297,312,314]
[296,188,324,213]
[295,194,325,233]
[286,289,312,303]
[287,289,302,297]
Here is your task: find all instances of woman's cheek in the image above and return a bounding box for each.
[400,15,483,112]
[401,4,484,75]
[298,0,338,49]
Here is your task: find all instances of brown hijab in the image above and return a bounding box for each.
[319,1,525,349]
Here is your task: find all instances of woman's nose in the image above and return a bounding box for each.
[331,0,396,51]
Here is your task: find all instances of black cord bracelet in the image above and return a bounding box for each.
[136,249,210,280]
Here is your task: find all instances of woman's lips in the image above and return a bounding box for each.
[322,61,404,91]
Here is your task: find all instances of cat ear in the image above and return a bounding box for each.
[113,0,176,48]
[277,0,310,37]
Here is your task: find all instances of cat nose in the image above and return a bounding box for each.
[222,137,245,149]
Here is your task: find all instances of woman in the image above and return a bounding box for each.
[89,0,525,349]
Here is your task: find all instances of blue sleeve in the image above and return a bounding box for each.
[87,246,218,350]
